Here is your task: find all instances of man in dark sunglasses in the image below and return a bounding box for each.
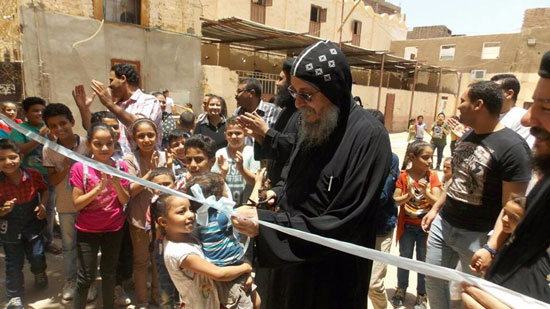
[232,40,392,309]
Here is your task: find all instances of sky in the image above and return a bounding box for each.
[395,0,550,35]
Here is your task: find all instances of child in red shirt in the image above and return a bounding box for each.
[391,140,442,308]
[0,139,48,308]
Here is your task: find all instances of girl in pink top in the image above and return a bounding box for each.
[70,123,130,309]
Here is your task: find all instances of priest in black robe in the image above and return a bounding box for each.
[233,40,392,309]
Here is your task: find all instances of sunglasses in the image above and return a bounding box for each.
[288,86,319,103]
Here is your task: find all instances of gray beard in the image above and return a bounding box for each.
[300,104,339,150]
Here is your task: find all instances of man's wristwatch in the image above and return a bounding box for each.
[483,244,497,256]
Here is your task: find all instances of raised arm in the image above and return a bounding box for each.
[181,254,251,282]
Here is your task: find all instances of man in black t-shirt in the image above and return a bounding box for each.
[421,81,531,309]
[461,51,550,307]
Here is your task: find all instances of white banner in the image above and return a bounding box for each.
[1,113,547,308]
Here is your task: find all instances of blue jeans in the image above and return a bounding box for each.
[43,185,56,245]
[155,238,178,308]
[431,143,445,169]
[397,224,427,294]
[3,236,46,298]
[425,215,488,309]
[59,213,78,280]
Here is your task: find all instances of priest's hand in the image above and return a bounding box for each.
[237,112,268,142]
[232,206,259,237]
[461,283,510,309]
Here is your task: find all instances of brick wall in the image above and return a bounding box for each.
[23,0,94,17]
[362,0,400,15]
[22,0,202,35]
[522,8,550,30]
[407,25,452,40]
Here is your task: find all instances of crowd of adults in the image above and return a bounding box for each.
[0,40,550,309]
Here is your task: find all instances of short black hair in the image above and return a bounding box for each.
[184,134,216,159]
[111,63,140,87]
[226,116,239,127]
[184,172,225,212]
[168,129,190,144]
[468,81,503,117]
[87,122,115,141]
[490,74,520,102]
[43,103,74,125]
[151,92,164,98]
[417,115,424,119]
[366,109,384,125]
[22,97,46,112]
[91,111,117,124]
[149,167,176,182]
[0,138,20,154]
[179,111,195,129]
[437,112,446,118]
[239,78,262,98]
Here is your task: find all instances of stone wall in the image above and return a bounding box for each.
[523,8,550,30]
[407,25,452,40]
[20,7,202,134]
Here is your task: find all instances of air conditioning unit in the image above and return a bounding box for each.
[471,70,486,80]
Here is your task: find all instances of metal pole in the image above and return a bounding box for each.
[339,0,345,47]
[434,67,443,122]
[377,53,386,111]
[408,61,419,122]
[454,71,462,117]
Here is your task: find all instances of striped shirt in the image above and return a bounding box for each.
[234,100,281,146]
[198,207,244,266]
[116,89,162,151]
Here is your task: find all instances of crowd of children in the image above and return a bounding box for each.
[0,91,529,309]
[0,92,263,309]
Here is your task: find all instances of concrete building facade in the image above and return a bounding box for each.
[1,0,204,132]
[391,8,550,108]
[200,0,409,116]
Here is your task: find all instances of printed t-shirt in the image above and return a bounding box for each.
[164,237,220,309]
[9,122,47,176]
[395,170,441,243]
[431,122,450,146]
[42,135,90,213]
[211,146,260,206]
[69,160,130,233]
[441,128,531,231]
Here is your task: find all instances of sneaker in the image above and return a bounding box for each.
[87,283,98,302]
[34,272,48,289]
[6,297,23,309]
[390,287,406,307]
[62,279,77,301]
[114,285,132,306]
[414,294,428,309]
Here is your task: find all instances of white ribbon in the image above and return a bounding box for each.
[2,113,548,308]
[189,184,235,226]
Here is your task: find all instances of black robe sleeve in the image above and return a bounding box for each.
[255,108,392,266]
